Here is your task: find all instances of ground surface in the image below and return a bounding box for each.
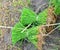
[0,0,60,50]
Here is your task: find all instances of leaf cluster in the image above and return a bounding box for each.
[12,8,47,46]
[50,0,60,15]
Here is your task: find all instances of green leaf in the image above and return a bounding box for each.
[12,22,27,45]
[28,35,38,46]
[27,26,39,36]
[12,0,60,46]
[20,8,37,25]
[50,0,60,15]
[12,8,48,45]
[36,9,48,25]
[27,26,38,46]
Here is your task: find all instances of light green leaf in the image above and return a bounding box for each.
[20,8,37,25]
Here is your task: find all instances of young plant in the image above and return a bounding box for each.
[12,0,60,47]
[12,8,47,47]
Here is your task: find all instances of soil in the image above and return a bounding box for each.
[0,0,60,50]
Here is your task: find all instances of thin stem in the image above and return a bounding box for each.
[43,25,60,36]
[21,23,31,33]
[0,23,60,29]
[0,26,13,29]
[42,23,60,27]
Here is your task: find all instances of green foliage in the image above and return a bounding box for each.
[12,22,39,46]
[12,22,27,44]
[28,35,38,46]
[27,26,39,36]
[20,8,37,25]
[20,8,47,26]
[12,8,47,46]
[36,9,48,25]
[27,26,38,46]
[12,0,60,48]
[54,0,60,15]
[50,0,60,15]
